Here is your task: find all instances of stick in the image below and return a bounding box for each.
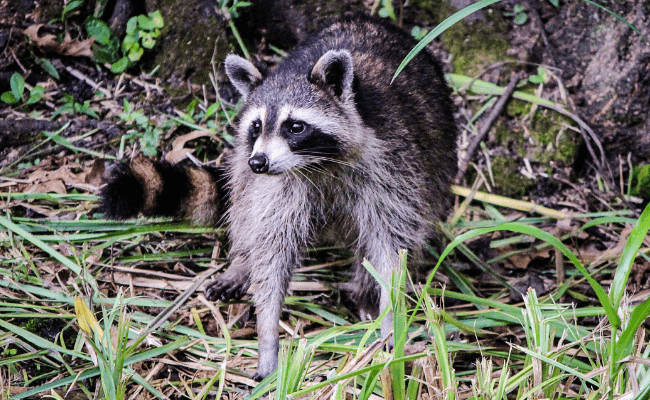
[456,71,521,183]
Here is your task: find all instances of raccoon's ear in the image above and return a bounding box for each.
[224,54,264,100]
[309,50,354,101]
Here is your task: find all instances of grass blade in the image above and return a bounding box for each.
[610,203,650,309]
[392,0,503,82]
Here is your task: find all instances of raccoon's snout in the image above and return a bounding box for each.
[249,154,269,174]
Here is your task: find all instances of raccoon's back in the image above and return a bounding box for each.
[279,17,457,172]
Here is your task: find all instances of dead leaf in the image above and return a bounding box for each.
[165,130,220,164]
[23,24,58,50]
[85,159,105,186]
[58,32,95,58]
[23,25,95,58]
[21,163,96,194]
[24,179,67,195]
[508,254,532,269]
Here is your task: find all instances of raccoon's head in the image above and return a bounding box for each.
[224,50,359,175]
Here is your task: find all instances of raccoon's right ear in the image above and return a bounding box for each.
[309,50,354,101]
[224,54,264,100]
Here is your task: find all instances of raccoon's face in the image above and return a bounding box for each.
[225,50,357,175]
[238,104,344,175]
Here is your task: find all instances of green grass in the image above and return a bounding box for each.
[2,1,650,396]
[1,186,649,399]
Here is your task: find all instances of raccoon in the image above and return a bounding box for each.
[101,16,458,380]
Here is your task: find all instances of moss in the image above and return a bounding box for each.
[529,110,580,165]
[630,164,650,200]
[440,8,513,76]
[490,156,532,197]
[143,0,230,88]
[506,98,531,117]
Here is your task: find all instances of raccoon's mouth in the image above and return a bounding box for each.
[248,153,302,175]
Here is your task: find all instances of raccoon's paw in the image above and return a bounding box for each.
[205,274,249,302]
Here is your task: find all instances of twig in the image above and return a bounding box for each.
[64,65,112,98]
[456,71,521,183]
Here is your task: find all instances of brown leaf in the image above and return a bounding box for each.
[508,254,532,269]
[24,179,67,195]
[58,32,95,58]
[23,25,95,58]
[164,130,220,164]
[23,24,59,51]
[85,159,105,186]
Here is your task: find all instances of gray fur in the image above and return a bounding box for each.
[224,55,264,100]
[206,17,458,380]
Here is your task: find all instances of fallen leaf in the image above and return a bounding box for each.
[23,25,95,58]
[85,159,105,186]
[23,24,58,50]
[165,130,220,164]
[58,32,95,58]
[24,179,67,195]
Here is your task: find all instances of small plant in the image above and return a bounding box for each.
[410,26,429,41]
[119,99,167,157]
[503,4,528,25]
[528,66,549,84]
[1,73,44,106]
[51,92,98,119]
[85,10,164,74]
[61,0,84,21]
[75,295,131,400]
[378,0,396,20]
[218,0,251,59]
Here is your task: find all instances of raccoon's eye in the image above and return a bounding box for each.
[290,122,306,134]
[252,120,262,136]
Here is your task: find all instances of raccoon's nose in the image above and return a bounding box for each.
[249,154,269,174]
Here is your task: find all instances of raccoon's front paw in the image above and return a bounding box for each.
[205,274,249,302]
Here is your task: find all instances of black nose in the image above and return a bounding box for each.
[249,154,269,174]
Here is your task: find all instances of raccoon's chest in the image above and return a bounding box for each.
[309,173,361,245]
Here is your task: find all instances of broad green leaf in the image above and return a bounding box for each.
[25,86,44,105]
[37,59,60,79]
[128,45,144,61]
[205,102,220,119]
[10,72,24,100]
[149,10,164,28]
[126,16,138,35]
[1,91,19,105]
[63,0,83,16]
[111,57,130,73]
[137,14,155,30]
[85,17,112,45]
[513,12,528,24]
[141,33,155,49]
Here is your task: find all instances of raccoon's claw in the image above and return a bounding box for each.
[205,276,249,302]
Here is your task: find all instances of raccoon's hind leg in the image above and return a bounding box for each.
[349,259,381,320]
[205,257,250,301]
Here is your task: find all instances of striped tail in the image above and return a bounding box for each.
[99,157,228,226]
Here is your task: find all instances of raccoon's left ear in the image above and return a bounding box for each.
[225,54,264,100]
[309,50,354,101]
